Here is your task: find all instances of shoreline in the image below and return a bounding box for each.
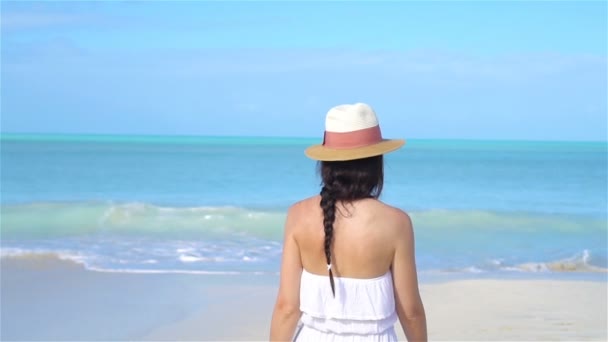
[3,252,606,283]
[1,255,606,341]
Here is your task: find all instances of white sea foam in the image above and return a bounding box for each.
[510,250,607,273]
[178,254,205,263]
[0,250,277,275]
[0,248,89,266]
[431,250,607,275]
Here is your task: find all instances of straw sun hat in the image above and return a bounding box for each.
[305,103,405,161]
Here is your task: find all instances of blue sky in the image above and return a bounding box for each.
[1,1,606,140]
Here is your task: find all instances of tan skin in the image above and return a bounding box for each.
[270,196,427,341]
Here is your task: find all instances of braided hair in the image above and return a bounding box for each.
[319,155,384,296]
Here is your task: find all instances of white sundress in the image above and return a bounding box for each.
[296,269,398,342]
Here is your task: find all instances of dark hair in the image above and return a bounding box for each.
[318,155,384,296]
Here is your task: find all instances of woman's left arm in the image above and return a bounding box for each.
[270,205,303,341]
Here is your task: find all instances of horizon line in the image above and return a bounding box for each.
[0,132,606,144]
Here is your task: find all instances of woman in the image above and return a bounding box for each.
[270,103,427,342]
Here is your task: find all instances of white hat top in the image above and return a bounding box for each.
[325,103,379,133]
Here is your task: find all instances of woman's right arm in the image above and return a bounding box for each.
[391,211,427,342]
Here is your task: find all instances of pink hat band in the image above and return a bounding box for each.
[323,125,383,149]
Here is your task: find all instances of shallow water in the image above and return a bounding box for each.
[1,135,606,279]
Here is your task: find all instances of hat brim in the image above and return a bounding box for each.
[304,139,405,161]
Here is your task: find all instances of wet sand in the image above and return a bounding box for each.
[1,255,606,341]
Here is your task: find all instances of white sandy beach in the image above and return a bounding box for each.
[1,255,606,341]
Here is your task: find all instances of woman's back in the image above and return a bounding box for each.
[292,197,408,341]
[293,196,405,279]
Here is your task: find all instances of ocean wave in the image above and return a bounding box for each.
[2,202,606,277]
[1,201,287,239]
[2,201,605,241]
[409,209,607,233]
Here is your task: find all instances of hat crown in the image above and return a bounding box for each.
[325,103,379,133]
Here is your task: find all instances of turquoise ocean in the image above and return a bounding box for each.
[1,134,606,280]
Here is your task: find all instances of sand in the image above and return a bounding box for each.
[1,255,606,341]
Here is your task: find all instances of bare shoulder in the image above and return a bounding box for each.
[285,195,321,230]
[287,195,320,216]
[373,201,413,235]
[374,200,411,222]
